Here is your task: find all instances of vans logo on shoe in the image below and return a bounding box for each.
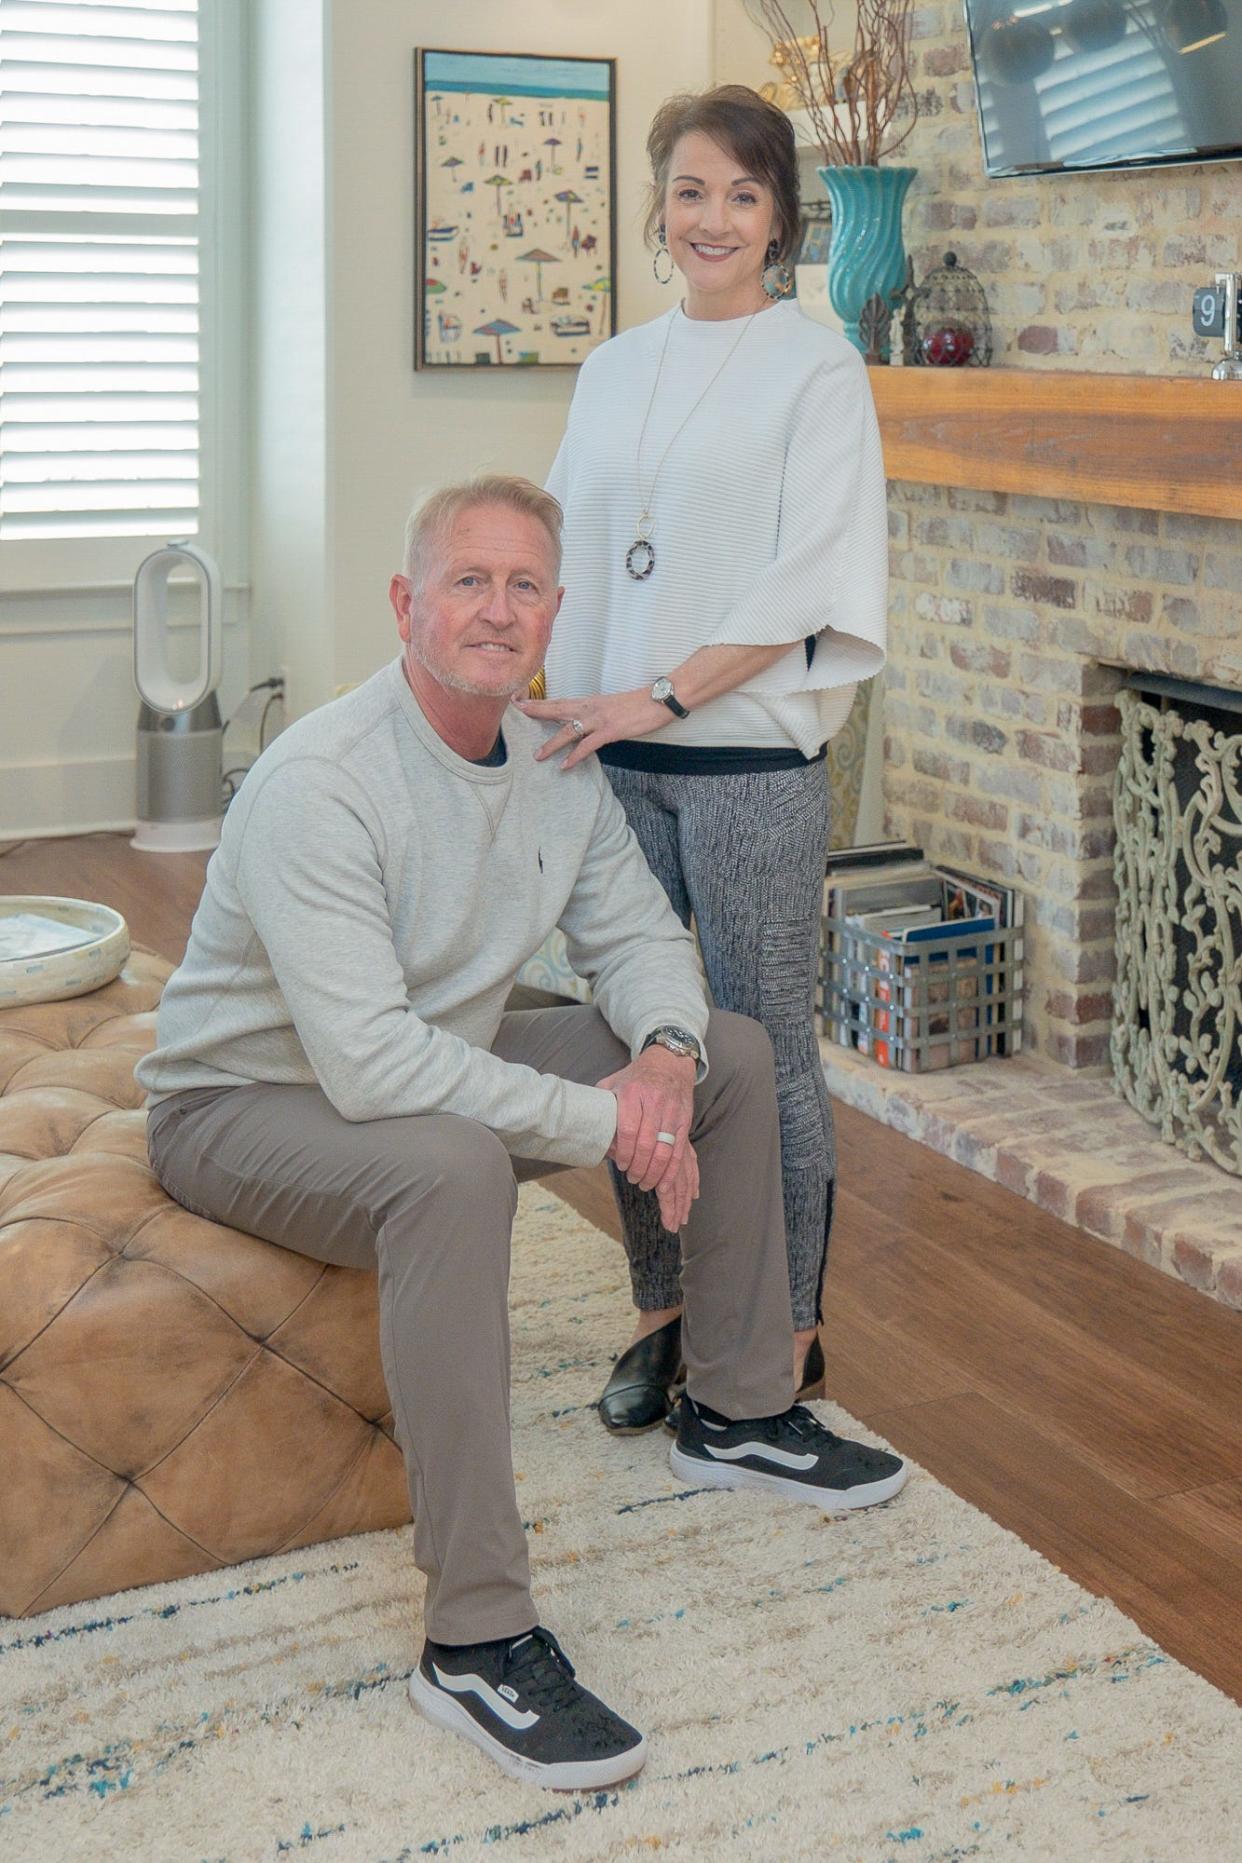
[432,1664,540,1730]
[705,1440,818,1471]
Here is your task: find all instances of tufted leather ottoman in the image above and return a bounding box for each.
[0,952,409,1618]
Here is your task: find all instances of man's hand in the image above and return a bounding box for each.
[599,1044,699,1233]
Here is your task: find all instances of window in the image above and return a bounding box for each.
[1,0,243,587]
[0,0,202,547]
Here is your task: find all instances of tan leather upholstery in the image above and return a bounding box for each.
[0,953,408,1618]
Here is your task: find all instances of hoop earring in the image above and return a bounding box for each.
[761,238,794,300]
[652,224,674,286]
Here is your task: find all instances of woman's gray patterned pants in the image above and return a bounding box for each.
[604,760,835,1330]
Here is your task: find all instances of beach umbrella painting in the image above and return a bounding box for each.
[554,189,584,239]
[440,155,464,173]
[517,247,559,300]
[543,135,563,170]
[475,318,520,364]
[484,173,510,216]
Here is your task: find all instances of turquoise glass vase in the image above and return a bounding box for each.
[818,165,917,359]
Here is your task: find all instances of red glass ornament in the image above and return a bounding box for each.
[920,321,975,367]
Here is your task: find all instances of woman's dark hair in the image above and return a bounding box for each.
[644,85,803,266]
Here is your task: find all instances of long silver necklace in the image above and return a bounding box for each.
[625,304,764,581]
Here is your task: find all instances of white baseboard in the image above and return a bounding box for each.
[1,756,138,841]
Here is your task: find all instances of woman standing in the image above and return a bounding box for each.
[518,86,889,1432]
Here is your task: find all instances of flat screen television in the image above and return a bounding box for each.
[964,0,1242,175]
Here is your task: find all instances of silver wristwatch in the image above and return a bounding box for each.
[650,676,689,720]
[641,1024,703,1064]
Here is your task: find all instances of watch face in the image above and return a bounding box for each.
[651,677,673,702]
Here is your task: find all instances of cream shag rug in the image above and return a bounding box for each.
[4,1189,1241,1862]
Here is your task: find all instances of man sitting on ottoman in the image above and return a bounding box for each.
[138,474,906,1793]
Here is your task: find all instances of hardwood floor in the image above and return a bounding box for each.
[6,832,1242,1701]
[1,832,209,967]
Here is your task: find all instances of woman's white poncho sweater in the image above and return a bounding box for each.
[545,298,889,757]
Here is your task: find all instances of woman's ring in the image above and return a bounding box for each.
[655,1130,676,1145]
[570,718,586,738]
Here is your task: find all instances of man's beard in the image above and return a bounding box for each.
[404,633,530,699]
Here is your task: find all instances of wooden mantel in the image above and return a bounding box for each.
[868,366,1242,522]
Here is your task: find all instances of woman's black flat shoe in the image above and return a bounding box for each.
[598,1315,683,1434]
[663,1331,827,1434]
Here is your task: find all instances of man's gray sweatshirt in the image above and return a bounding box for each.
[136,659,709,1166]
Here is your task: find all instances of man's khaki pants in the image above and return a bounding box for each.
[147,1005,795,1644]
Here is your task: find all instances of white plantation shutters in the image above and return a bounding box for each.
[0,0,201,542]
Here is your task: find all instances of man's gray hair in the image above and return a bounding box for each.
[402,475,563,588]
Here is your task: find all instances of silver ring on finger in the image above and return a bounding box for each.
[570,717,586,739]
[655,1130,676,1144]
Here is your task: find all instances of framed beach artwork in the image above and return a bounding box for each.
[414,49,617,369]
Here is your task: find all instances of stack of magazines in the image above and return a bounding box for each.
[821,842,1025,1069]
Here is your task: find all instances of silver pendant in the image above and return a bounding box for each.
[625,537,655,580]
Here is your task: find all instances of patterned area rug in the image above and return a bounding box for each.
[4,1189,1241,1862]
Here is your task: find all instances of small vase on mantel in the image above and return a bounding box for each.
[818,165,917,361]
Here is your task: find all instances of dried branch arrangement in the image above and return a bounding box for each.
[746,0,919,167]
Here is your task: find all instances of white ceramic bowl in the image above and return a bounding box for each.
[0,896,131,1008]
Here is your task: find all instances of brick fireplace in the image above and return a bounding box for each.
[815,0,1242,1303]
[883,489,1242,1069]
[872,0,1242,1068]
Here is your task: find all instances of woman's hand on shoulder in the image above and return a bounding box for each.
[513,687,668,770]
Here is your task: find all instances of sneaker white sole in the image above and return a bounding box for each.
[408,1668,647,1792]
[670,1441,909,1510]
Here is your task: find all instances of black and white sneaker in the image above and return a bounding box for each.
[670,1396,909,1510]
[409,1625,646,1791]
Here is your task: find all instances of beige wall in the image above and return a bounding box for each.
[249,0,330,725]
[714,2,785,91]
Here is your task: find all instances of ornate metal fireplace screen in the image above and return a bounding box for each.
[1113,678,1242,1177]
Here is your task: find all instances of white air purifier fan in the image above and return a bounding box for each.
[131,540,225,853]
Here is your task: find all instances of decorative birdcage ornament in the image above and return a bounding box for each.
[912,250,993,367]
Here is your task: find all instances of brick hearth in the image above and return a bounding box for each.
[822,1040,1242,1308]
